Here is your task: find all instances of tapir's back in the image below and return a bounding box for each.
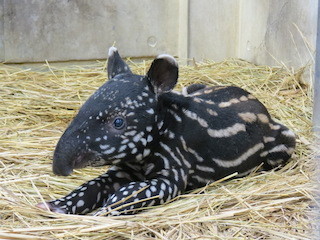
[164,85,296,186]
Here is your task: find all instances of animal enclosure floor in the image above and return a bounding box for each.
[0,59,316,239]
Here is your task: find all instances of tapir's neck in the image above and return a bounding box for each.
[159,91,191,110]
[156,91,191,136]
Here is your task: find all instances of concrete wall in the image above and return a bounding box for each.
[0,0,318,67]
[0,0,179,62]
[0,0,4,61]
[237,0,318,67]
[188,0,318,67]
[188,0,240,62]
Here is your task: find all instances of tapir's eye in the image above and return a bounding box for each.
[113,117,125,129]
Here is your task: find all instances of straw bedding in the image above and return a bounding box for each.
[0,58,316,239]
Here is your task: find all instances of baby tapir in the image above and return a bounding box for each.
[37,47,296,216]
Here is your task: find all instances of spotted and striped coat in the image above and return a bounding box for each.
[37,47,296,215]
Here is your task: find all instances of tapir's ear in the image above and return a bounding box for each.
[107,47,132,79]
[147,54,178,95]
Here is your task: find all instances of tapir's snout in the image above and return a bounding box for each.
[52,133,76,176]
[52,132,100,176]
[52,147,74,176]
[52,160,73,176]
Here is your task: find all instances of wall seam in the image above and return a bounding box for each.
[236,0,243,58]
[178,0,189,64]
[0,0,5,62]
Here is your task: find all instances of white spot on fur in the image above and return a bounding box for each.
[248,94,256,99]
[213,143,264,167]
[111,195,118,203]
[207,109,218,116]
[140,182,148,187]
[207,123,246,138]
[145,163,155,175]
[155,152,170,168]
[147,135,153,142]
[168,110,182,122]
[168,131,175,139]
[133,132,144,142]
[269,123,281,130]
[143,148,151,157]
[239,95,248,101]
[102,147,116,154]
[218,98,240,108]
[140,137,147,146]
[282,130,295,138]
[157,121,164,130]
[267,159,284,166]
[160,142,182,166]
[160,183,166,191]
[131,148,138,154]
[183,109,208,128]
[77,200,84,207]
[150,186,157,192]
[269,144,294,155]
[125,130,137,136]
[238,112,257,123]
[128,142,135,149]
[146,108,154,114]
[263,136,275,143]
[121,139,130,144]
[113,153,127,159]
[99,144,109,150]
[118,145,127,152]
[145,189,151,198]
[195,165,215,173]
[257,114,269,123]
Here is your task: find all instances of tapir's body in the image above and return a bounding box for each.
[37,47,295,215]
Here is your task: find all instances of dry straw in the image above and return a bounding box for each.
[0,58,316,239]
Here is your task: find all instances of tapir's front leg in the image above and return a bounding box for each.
[95,169,187,216]
[37,166,141,215]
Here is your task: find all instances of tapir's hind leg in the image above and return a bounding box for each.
[261,121,296,170]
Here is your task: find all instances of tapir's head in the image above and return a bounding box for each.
[53,47,178,176]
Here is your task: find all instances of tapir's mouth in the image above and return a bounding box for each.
[74,151,109,168]
[52,152,92,176]
[53,150,108,176]
[74,154,91,169]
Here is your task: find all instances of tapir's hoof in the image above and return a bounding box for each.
[36,202,67,214]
